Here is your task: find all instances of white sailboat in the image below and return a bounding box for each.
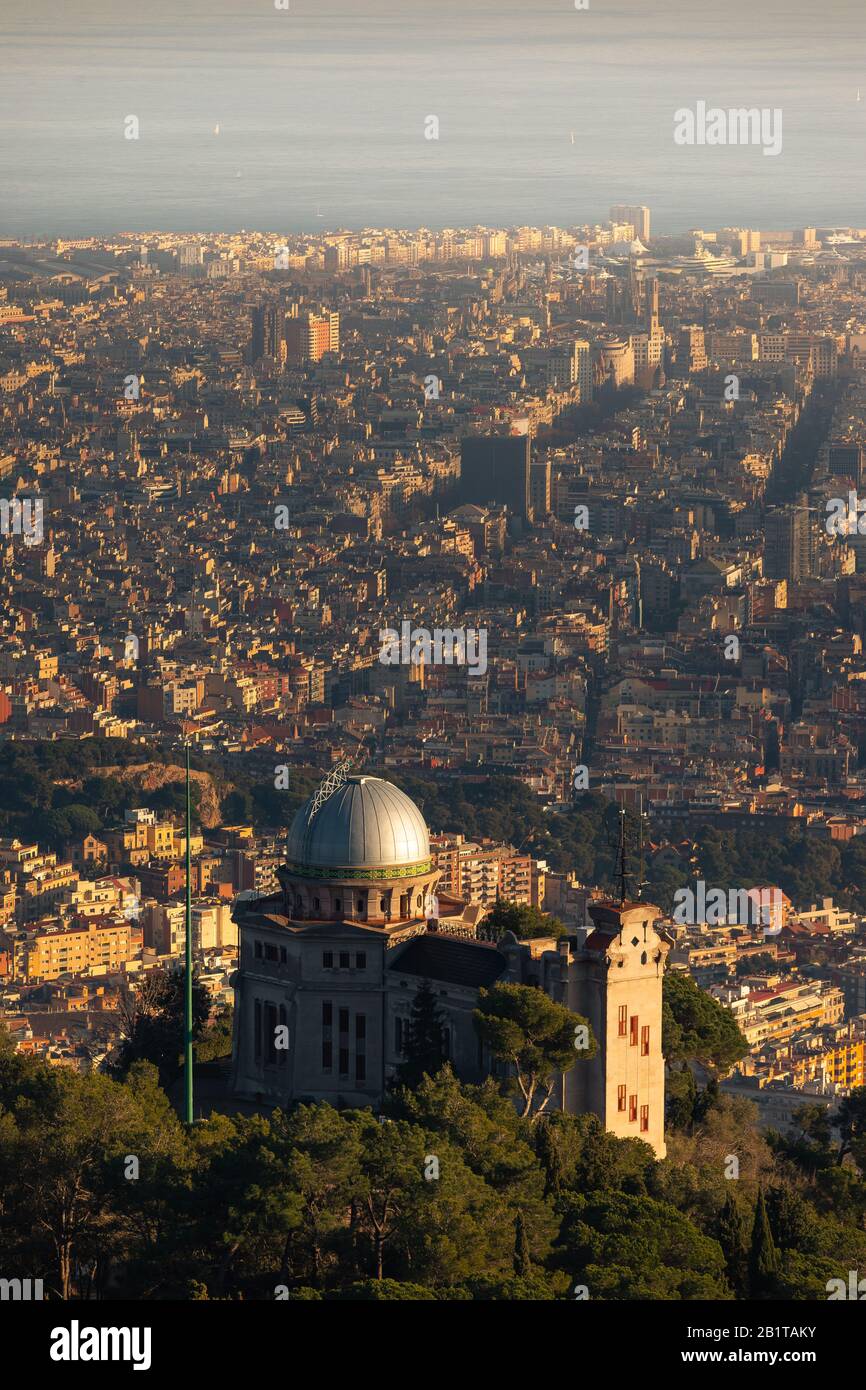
[213,122,220,135]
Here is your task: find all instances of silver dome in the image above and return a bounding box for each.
[285,776,430,874]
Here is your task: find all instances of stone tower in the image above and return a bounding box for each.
[532,899,670,1158]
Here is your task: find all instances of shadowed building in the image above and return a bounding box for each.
[459,434,532,521]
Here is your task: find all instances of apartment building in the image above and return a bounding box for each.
[431,834,536,908]
[717,978,845,1048]
[13,916,135,981]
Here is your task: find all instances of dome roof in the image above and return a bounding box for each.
[285,776,431,877]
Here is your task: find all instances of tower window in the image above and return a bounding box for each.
[640,1105,649,1133]
[617,1084,626,1112]
[629,1015,639,1047]
[641,1025,650,1056]
[629,1094,638,1123]
[339,951,350,969]
[355,952,366,970]
[323,951,333,969]
[618,1005,627,1037]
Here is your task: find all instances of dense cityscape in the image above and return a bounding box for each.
[1,211,866,1326]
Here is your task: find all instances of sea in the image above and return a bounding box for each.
[1,0,866,238]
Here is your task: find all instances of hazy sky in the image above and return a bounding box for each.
[2,0,866,235]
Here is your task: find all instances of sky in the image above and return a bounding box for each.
[2,0,866,236]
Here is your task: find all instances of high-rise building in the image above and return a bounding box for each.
[646,276,659,333]
[250,305,283,363]
[459,434,531,521]
[610,204,651,241]
[606,276,627,324]
[633,277,665,373]
[547,338,592,399]
[828,443,864,485]
[284,310,340,364]
[530,460,552,518]
[764,497,812,583]
[677,324,707,373]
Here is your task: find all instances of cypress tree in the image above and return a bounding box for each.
[717,1191,749,1297]
[513,1209,531,1276]
[397,979,446,1089]
[748,1187,779,1299]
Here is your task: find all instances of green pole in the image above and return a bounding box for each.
[184,742,194,1125]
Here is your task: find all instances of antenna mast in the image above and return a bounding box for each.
[617,807,628,906]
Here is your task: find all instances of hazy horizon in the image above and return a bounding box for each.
[3,0,866,237]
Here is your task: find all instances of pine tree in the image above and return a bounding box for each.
[397,979,446,1089]
[748,1187,779,1299]
[666,1066,697,1133]
[513,1209,531,1276]
[716,1191,748,1297]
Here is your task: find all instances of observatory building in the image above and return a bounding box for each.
[230,768,502,1108]
[229,767,669,1156]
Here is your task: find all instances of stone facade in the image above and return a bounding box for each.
[230,775,670,1158]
